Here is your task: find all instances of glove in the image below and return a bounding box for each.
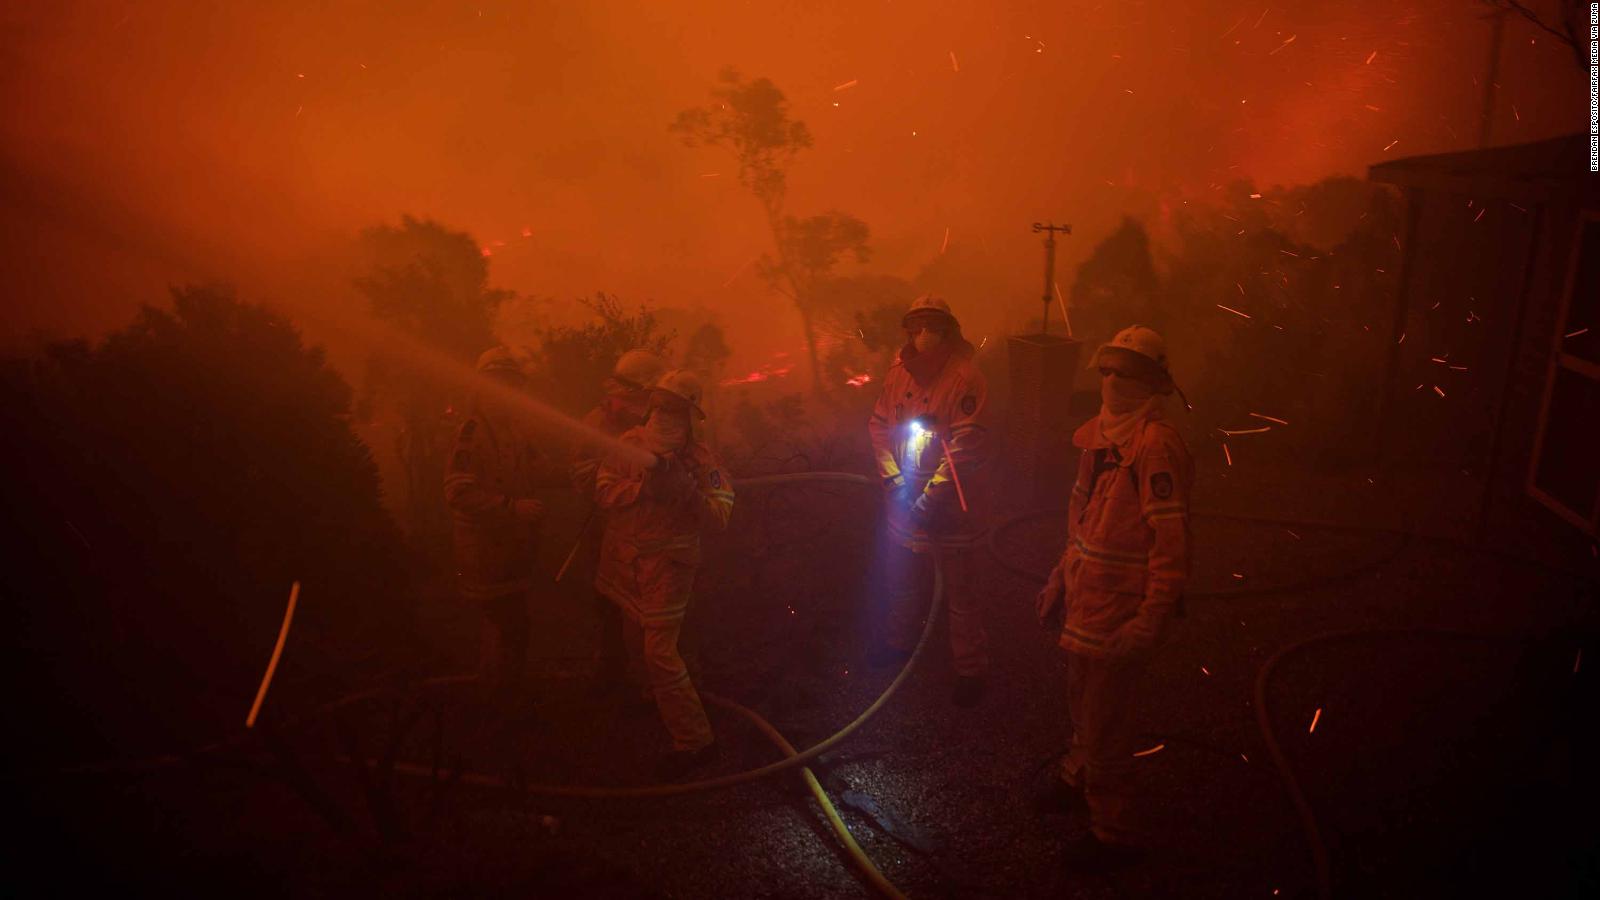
[883,475,913,507]
[908,492,935,531]
[511,498,545,523]
[1035,561,1066,631]
[647,455,697,504]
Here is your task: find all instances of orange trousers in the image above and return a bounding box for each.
[620,554,713,752]
[1058,650,1153,845]
[884,543,988,677]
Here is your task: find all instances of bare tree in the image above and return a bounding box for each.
[673,69,870,392]
[1480,1,1588,70]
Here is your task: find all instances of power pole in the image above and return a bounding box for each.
[1031,222,1072,335]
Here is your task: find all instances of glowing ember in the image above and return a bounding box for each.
[1566,327,1590,338]
[1433,385,1445,398]
[1383,139,1399,151]
[1248,412,1288,425]
[1222,443,1233,466]
[1473,207,1485,223]
[1201,666,1211,676]
[844,373,873,387]
[1365,50,1377,64]
[940,226,950,255]
[833,79,858,92]
[1132,744,1165,757]
[949,51,959,72]
[1219,426,1271,436]
[1216,304,1251,319]
[1309,708,1322,733]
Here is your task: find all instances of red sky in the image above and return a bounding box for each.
[0,0,1586,372]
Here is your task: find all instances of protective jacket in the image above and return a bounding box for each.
[867,339,990,551]
[1055,409,1193,657]
[571,393,651,496]
[592,430,734,622]
[444,415,549,600]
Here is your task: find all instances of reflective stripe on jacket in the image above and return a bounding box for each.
[1057,412,1193,657]
[443,415,548,598]
[592,430,734,621]
[867,347,991,551]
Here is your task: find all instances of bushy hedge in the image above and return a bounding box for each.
[0,286,415,765]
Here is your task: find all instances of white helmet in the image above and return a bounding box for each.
[901,293,958,330]
[612,349,666,390]
[1092,325,1174,392]
[653,368,706,418]
[475,345,526,378]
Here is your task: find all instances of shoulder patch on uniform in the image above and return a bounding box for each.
[710,469,722,488]
[960,394,977,416]
[1150,471,1173,500]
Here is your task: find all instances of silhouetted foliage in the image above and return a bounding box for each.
[526,293,674,417]
[1070,217,1161,344]
[356,215,513,539]
[0,285,414,765]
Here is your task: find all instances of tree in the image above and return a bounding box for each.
[672,69,869,393]
[1070,217,1162,345]
[526,293,674,417]
[1480,1,1588,71]
[0,286,412,760]
[355,215,512,539]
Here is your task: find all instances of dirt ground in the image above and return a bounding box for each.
[11,458,1599,899]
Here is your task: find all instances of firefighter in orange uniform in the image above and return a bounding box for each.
[1034,325,1194,872]
[572,349,666,696]
[443,346,552,712]
[867,293,992,707]
[593,369,735,780]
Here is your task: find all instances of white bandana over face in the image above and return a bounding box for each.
[1097,374,1161,452]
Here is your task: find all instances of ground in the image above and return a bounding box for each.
[11,458,1599,899]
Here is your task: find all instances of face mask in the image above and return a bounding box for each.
[642,408,690,454]
[1101,373,1155,414]
[912,328,944,354]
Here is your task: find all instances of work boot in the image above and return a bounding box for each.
[1031,773,1088,816]
[654,742,718,782]
[1060,832,1143,874]
[951,674,986,707]
[867,643,913,669]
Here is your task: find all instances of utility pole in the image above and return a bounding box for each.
[1031,222,1072,335]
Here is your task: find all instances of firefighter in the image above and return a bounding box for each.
[1033,325,1194,872]
[866,293,992,707]
[443,346,552,714]
[593,369,735,780]
[572,349,666,698]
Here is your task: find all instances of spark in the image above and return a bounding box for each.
[1223,443,1233,466]
[1221,16,1246,38]
[1268,34,1297,55]
[1201,666,1211,676]
[1364,104,1382,111]
[701,172,720,178]
[1220,426,1271,435]
[1055,282,1072,336]
[1430,357,1448,363]
[1397,331,1405,344]
[1249,193,1262,199]
[1285,529,1301,540]
[247,582,300,728]
[1433,385,1446,398]
[1448,365,1468,371]
[1133,744,1165,757]
[1510,202,1527,212]
[1241,754,1250,763]
[1383,139,1399,151]
[480,246,492,257]
[1216,304,1252,319]
[1253,7,1270,28]
[1365,50,1377,64]
[1565,327,1589,338]
[721,257,757,288]
[1513,104,1520,122]
[1236,283,1246,295]
[940,226,950,255]
[1473,207,1485,223]
[950,51,960,72]
[845,373,873,387]
[520,226,532,238]
[1232,573,1245,579]
[1393,234,1402,250]
[1309,708,1321,733]
[1279,249,1299,257]
[979,336,989,349]
[833,79,859,92]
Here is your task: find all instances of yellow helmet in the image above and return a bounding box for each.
[652,368,706,418]
[902,293,958,330]
[1092,325,1174,392]
[475,345,526,378]
[612,349,666,389]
